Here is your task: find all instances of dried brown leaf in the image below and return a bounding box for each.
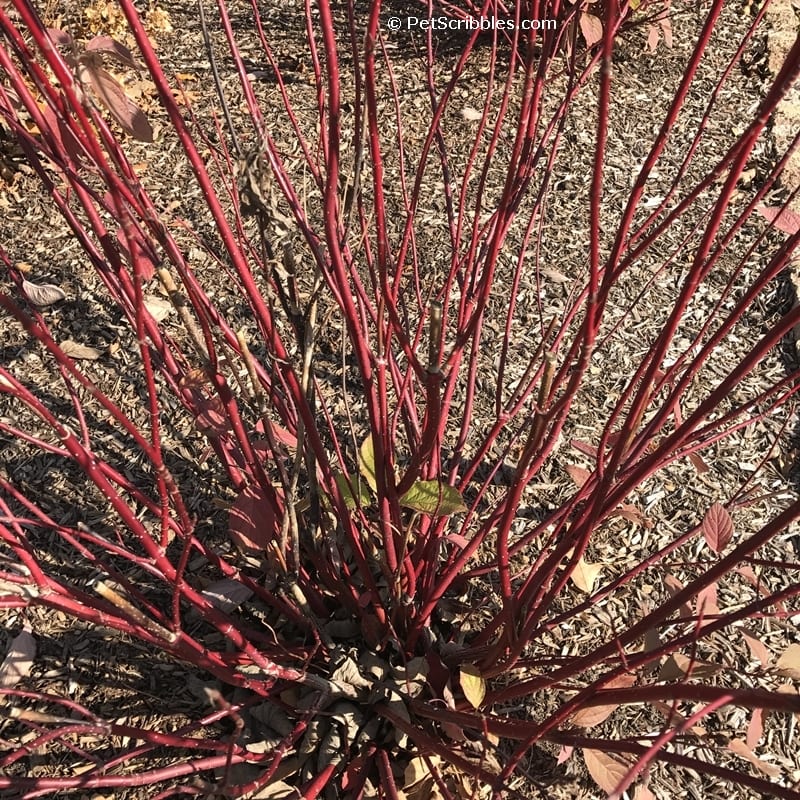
[60,340,103,360]
[0,627,36,688]
[143,295,173,321]
[776,643,800,680]
[569,556,603,594]
[461,106,482,121]
[22,279,66,306]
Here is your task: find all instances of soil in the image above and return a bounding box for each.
[1,1,799,798]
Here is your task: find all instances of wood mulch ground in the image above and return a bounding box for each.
[1,0,799,798]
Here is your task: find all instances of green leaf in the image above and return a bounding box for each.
[358,436,378,493]
[400,480,467,516]
[334,471,370,510]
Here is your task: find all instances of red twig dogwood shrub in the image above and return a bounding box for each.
[1,0,800,797]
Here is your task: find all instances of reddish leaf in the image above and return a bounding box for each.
[613,502,651,527]
[694,582,720,629]
[658,13,673,48]
[728,738,781,778]
[647,24,660,52]
[579,13,603,48]
[556,745,573,764]
[746,708,764,750]
[265,421,298,450]
[80,64,153,142]
[83,36,144,70]
[570,439,598,457]
[663,574,692,618]
[41,103,88,166]
[228,485,277,559]
[565,464,591,488]
[583,748,635,796]
[114,227,157,281]
[702,502,733,553]
[687,450,710,473]
[179,369,230,435]
[757,204,800,235]
[570,673,636,728]
[741,631,772,669]
[46,27,74,47]
[658,653,721,681]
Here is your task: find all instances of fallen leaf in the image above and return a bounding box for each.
[757,204,800,235]
[776,643,800,680]
[556,744,573,764]
[60,340,103,360]
[569,555,603,594]
[0,627,36,688]
[694,582,720,629]
[746,708,764,750]
[728,738,781,778]
[143,295,173,321]
[200,579,253,613]
[741,631,771,669]
[663,574,692,618]
[22,279,66,306]
[461,106,482,121]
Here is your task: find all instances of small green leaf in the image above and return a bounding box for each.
[400,480,467,516]
[358,436,378,493]
[334,472,370,510]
